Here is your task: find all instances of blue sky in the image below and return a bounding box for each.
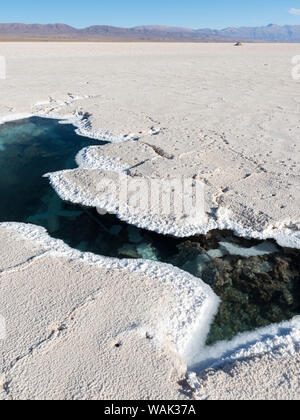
[2,1,300,29]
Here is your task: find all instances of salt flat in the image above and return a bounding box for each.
[0,42,299,245]
[0,42,299,400]
[0,223,219,400]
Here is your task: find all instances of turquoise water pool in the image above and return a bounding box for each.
[0,117,299,344]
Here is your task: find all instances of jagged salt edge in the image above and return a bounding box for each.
[36,111,129,144]
[0,111,131,144]
[33,95,131,143]
[46,168,300,250]
[69,135,300,249]
[0,221,220,366]
[191,316,300,372]
[0,113,32,125]
[2,112,299,249]
[75,147,129,171]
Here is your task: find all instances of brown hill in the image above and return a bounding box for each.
[1,23,300,42]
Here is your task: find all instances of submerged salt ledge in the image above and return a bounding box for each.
[218,240,279,257]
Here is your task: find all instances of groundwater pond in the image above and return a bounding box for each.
[0,117,299,345]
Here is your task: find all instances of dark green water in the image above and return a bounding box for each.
[0,117,299,344]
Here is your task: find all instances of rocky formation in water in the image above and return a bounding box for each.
[171,231,300,344]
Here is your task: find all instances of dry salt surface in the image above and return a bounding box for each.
[0,42,299,400]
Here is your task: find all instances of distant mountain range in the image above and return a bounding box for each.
[1,23,300,42]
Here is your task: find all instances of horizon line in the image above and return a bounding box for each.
[0,22,294,31]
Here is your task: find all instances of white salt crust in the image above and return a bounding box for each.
[2,112,299,249]
[76,147,129,172]
[0,221,220,366]
[47,166,300,250]
[33,113,298,250]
